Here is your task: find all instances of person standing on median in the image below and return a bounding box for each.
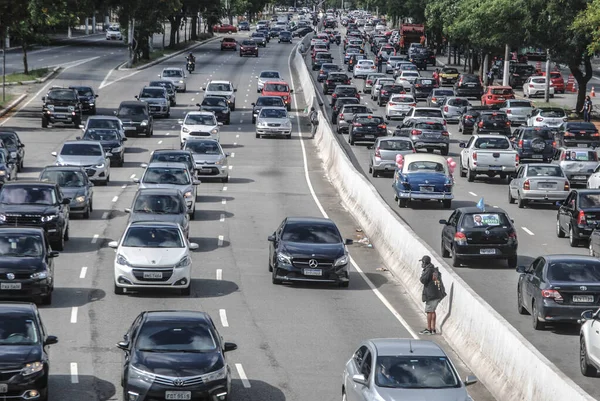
[581,95,593,122]
[419,255,447,335]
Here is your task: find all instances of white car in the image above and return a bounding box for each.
[587,164,600,189]
[255,107,292,139]
[371,78,395,100]
[202,80,237,111]
[385,94,417,120]
[109,221,199,296]
[257,70,283,93]
[106,26,122,40]
[402,107,445,124]
[353,60,376,79]
[158,68,186,92]
[375,23,386,31]
[395,70,421,86]
[386,56,407,73]
[179,111,222,144]
[523,76,555,98]
[527,107,568,128]
[580,308,600,377]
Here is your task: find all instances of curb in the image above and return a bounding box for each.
[0,93,27,118]
[118,37,221,71]
[1,66,61,87]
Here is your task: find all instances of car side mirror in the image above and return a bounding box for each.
[251,103,256,106]
[76,136,81,140]
[267,234,276,242]
[218,122,223,126]
[516,265,526,273]
[580,310,595,324]
[224,342,238,352]
[44,335,58,346]
[48,251,59,258]
[95,94,99,98]
[202,87,206,91]
[459,142,466,148]
[345,239,353,245]
[352,374,368,386]
[106,152,113,158]
[234,88,237,92]
[79,125,84,129]
[113,111,117,116]
[134,95,139,99]
[464,375,477,386]
[439,219,448,225]
[290,89,294,93]
[51,152,57,157]
[108,241,119,249]
[140,163,148,168]
[124,208,131,214]
[133,178,140,183]
[116,340,129,350]
[178,120,184,124]
[41,97,45,102]
[62,198,70,205]
[19,143,24,148]
[193,180,201,185]
[189,243,200,250]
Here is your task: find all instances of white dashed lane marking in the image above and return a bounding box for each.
[235,364,251,388]
[79,267,87,279]
[70,363,79,384]
[91,234,99,244]
[468,192,477,197]
[216,269,222,280]
[522,227,535,236]
[70,307,78,323]
[218,235,224,246]
[101,212,109,219]
[219,309,229,327]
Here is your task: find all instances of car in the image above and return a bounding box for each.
[251,32,267,47]
[344,47,361,64]
[323,72,351,95]
[158,67,186,92]
[409,48,429,70]
[426,88,455,108]
[312,51,334,70]
[377,84,406,106]
[197,96,231,125]
[394,119,449,155]
[0,302,58,399]
[498,99,535,126]
[347,113,387,146]
[459,134,519,182]
[279,30,292,42]
[458,106,487,135]
[342,339,477,401]
[126,188,190,236]
[317,63,340,83]
[402,107,445,123]
[508,164,570,208]
[51,140,111,185]
[371,77,395,100]
[440,206,518,267]
[220,37,237,50]
[238,21,250,30]
[202,80,237,111]
[353,59,376,79]
[135,86,170,118]
[251,96,285,124]
[393,153,453,208]
[0,181,70,250]
[527,107,568,128]
[509,63,536,88]
[149,80,177,106]
[512,127,556,163]
[78,127,126,167]
[481,86,515,106]
[106,25,122,40]
[453,74,483,99]
[411,77,438,100]
[213,23,237,33]
[385,55,408,73]
[385,94,416,120]
[239,39,259,57]
[117,310,237,399]
[556,122,600,148]
[336,104,372,134]
[474,111,511,135]
[80,115,126,141]
[256,29,271,42]
[556,189,600,246]
[552,147,599,187]
[109,222,199,295]
[41,87,82,128]
[331,97,361,124]
[363,73,386,93]
[39,166,94,218]
[517,255,600,330]
[368,136,415,177]
[0,131,25,172]
[183,139,230,183]
[0,148,16,184]
[69,86,98,114]
[392,62,419,77]
[147,149,195,174]
[439,67,460,85]
[541,71,565,93]
[440,97,470,123]
[178,111,222,145]
[261,81,293,111]
[579,307,600,376]
[523,76,555,98]
[394,70,421,88]
[115,101,154,137]
[255,107,292,139]
[268,216,352,286]
[257,70,283,92]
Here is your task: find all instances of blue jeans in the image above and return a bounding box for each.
[584,110,591,122]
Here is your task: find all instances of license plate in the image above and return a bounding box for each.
[124,126,136,130]
[165,391,192,400]
[303,268,322,276]
[573,295,594,303]
[539,183,555,189]
[480,249,496,255]
[143,272,162,279]
[0,384,6,393]
[467,84,475,87]
[364,135,375,139]
[531,155,543,159]
[497,97,505,100]
[198,168,211,173]
[420,186,434,192]
[574,176,586,180]
[1,283,21,290]
[489,166,502,170]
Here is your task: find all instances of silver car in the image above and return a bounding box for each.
[385,56,407,73]
[440,97,470,123]
[371,78,395,100]
[343,339,477,401]
[51,141,111,185]
[368,136,415,176]
[255,107,292,138]
[125,188,190,234]
[363,73,386,93]
[134,162,200,216]
[256,70,283,93]
[552,147,600,187]
[337,104,372,134]
[499,99,534,126]
[508,164,570,207]
[182,139,229,183]
[427,88,455,108]
[203,80,237,111]
[135,86,170,118]
[158,67,186,92]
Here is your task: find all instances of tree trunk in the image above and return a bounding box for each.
[21,40,28,74]
[141,33,150,59]
[167,15,182,48]
[571,55,593,113]
[191,16,197,40]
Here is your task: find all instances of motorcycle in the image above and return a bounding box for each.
[186,58,195,73]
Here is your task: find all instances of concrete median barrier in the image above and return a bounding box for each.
[290,45,596,401]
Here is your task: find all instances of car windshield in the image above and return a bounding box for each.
[202,98,227,107]
[442,68,459,74]
[407,161,445,172]
[185,114,216,125]
[140,88,165,98]
[150,82,174,91]
[241,40,255,46]
[185,141,222,155]
[448,98,469,106]
[414,109,443,118]
[61,143,102,156]
[491,88,514,95]
[207,83,232,92]
[540,109,566,118]
[0,186,57,205]
[403,72,419,77]
[390,96,414,103]
[513,65,535,74]
[40,170,86,187]
[259,108,287,118]
[143,168,190,185]
[47,89,77,100]
[134,194,183,214]
[532,78,546,84]
[122,226,184,248]
[509,101,533,108]
[461,75,479,83]
[264,83,289,92]
[526,166,563,177]
[356,116,384,124]
[260,71,281,79]
[222,38,235,42]
[84,129,119,141]
[87,119,120,129]
[434,90,454,96]
[74,87,93,96]
[119,105,146,116]
[162,69,183,78]
[0,234,43,257]
[0,134,17,147]
[0,152,7,164]
[343,106,370,113]
[547,261,600,282]
[565,151,598,162]
[136,320,217,352]
[151,153,192,165]
[338,87,358,96]
[567,123,596,130]
[474,137,510,149]
[329,74,348,81]
[281,222,342,243]
[256,97,284,107]
[414,122,444,130]
[375,355,459,389]
[379,140,413,151]
[0,318,39,345]
[482,113,507,122]
[322,64,338,71]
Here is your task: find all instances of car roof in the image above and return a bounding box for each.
[162,67,183,71]
[153,149,192,154]
[185,111,217,116]
[207,80,232,85]
[260,106,287,111]
[542,255,600,263]
[41,165,86,172]
[557,147,595,152]
[119,101,146,107]
[414,107,442,111]
[63,140,101,146]
[145,162,189,169]
[260,70,281,75]
[3,180,56,187]
[130,221,180,228]
[456,206,508,214]
[264,81,290,85]
[0,302,37,315]
[144,310,211,323]
[185,138,220,144]
[142,86,166,90]
[376,136,411,141]
[0,227,46,235]
[354,113,383,118]
[285,216,335,225]
[403,153,448,164]
[86,115,121,121]
[488,86,512,89]
[370,339,446,357]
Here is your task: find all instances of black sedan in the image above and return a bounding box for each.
[557,189,600,247]
[317,63,341,82]
[268,217,352,287]
[331,85,360,107]
[517,255,600,330]
[251,96,285,124]
[347,114,387,145]
[69,85,98,114]
[197,96,231,125]
[118,310,237,401]
[0,130,25,172]
[323,72,351,95]
[39,166,94,219]
[377,84,406,106]
[474,111,511,136]
[440,206,518,268]
[0,303,58,398]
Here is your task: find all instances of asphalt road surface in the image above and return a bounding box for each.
[0,32,494,401]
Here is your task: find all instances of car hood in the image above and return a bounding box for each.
[257,118,291,125]
[118,115,146,123]
[129,212,186,227]
[281,241,345,259]
[0,257,45,272]
[60,187,87,199]
[192,154,224,164]
[57,155,105,166]
[0,204,60,215]
[183,124,218,132]
[78,96,95,102]
[205,91,234,98]
[133,351,222,377]
[263,91,290,97]
[161,76,184,82]
[46,100,77,107]
[139,183,193,194]
[119,246,187,266]
[0,345,42,368]
[200,105,228,113]
[376,387,468,401]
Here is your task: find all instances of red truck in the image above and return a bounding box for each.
[399,24,425,54]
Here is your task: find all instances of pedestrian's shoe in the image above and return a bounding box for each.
[419,328,431,335]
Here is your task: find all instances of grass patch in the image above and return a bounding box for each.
[0,94,15,109]
[530,99,571,111]
[4,68,49,84]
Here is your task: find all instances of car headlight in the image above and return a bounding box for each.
[182,126,189,133]
[95,163,105,169]
[257,120,267,127]
[9,152,17,159]
[284,121,292,128]
[184,191,193,198]
[41,215,57,222]
[215,157,226,165]
[141,120,148,126]
[0,170,6,177]
[179,80,184,83]
[47,105,55,111]
[201,366,227,382]
[112,146,123,153]
[116,253,130,267]
[175,255,191,268]
[30,271,48,280]
[277,252,292,264]
[89,102,95,106]
[0,214,5,222]
[130,365,155,383]
[68,106,75,112]
[211,128,218,134]
[334,254,349,266]
[75,196,86,203]
[21,362,44,376]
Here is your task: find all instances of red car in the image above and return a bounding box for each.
[541,71,565,94]
[213,24,237,33]
[262,81,293,110]
[481,86,515,106]
[239,40,258,57]
[221,37,237,51]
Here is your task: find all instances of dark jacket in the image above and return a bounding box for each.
[420,263,446,302]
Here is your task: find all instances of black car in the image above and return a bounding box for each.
[69,86,98,114]
[279,31,292,43]
[331,86,360,107]
[251,96,285,124]
[556,122,600,148]
[0,302,58,398]
[458,106,489,134]
[41,87,82,128]
[0,182,70,251]
[377,84,406,106]
[268,217,352,286]
[512,127,556,162]
[239,39,259,57]
[312,52,334,70]
[509,63,536,88]
[557,189,600,246]
[474,111,511,135]
[323,73,351,95]
[78,128,127,167]
[331,97,360,123]
[149,80,177,106]
[0,131,24,172]
[115,101,153,137]
[411,77,438,100]
[293,26,313,37]
[440,206,518,268]
[147,149,195,174]
[347,114,387,145]
[39,166,94,219]
[118,311,237,401]
[197,96,231,125]
[409,49,428,70]
[516,255,600,330]
[317,63,341,82]
[454,74,484,99]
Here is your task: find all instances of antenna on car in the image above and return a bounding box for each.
[409,340,414,353]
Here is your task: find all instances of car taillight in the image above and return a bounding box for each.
[523,179,530,190]
[536,117,543,122]
[518,139,523,148]
[454,232,467,245]
[506,109,512,114]
[339,113,344,120]
[472,152,477,161]
[529,84,534,88]
[332,93,338,98]
[326,80,332,84]
[353,122,362,127]
[356,93,361,99]
[415,84,421,88]
[366,80,372,84]
[541,289,563,302]
[508,231,517,240]
[465,115,472,119]
[506,121,511,126]
[381,90,388,94]
[593,131,600,137]
[320,70,325,74]
[564,181,570,191]
[515,154,519,165]
[410,103,416,107]
[444,106,449,112]
[375,147,381,157]
[552,141,556,148]
[388,101,396,106]
[478,121,483,128]
[378,124,387,129]
[578,210,586,225]
[442,131,449,136]
[411,129,422,135]
[432,97,437,101]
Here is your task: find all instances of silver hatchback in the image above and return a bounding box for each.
[158,68,186,92]
[368,137,414,177]
[440,97,470,123]
[508,163,570,207]
[499,99,534,126]
[552,147,600,186]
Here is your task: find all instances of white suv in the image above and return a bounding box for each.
[579,309,600,376]
[202,80,237,111]
[178,111,222,144]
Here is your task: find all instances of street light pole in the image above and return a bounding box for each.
[2,27,6,103]
[544,49,551,103]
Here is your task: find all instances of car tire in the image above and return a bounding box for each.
[442,199,451,209]
[252,117,256,124]
[441,147,449,156]
[569,225,580,247]
[222,176,229,183]
[508,188,515,204]
[507,256,517,269]
[339,281,350,288]
[581,337,598,376]
[556,219,565,238]
[451,251,461,267]
[517,286,528,314]
[532,300,545,330]
[398,198,408,208]
[42,118,48,128]
[255,53,259,58]
[467,168,475,182]
[114,283,124,295]
[372,168,378,177]
[239,53,242,57]
[517,194,527,208]
[441,239,450,257]
[348,135,354,145]
[256,133,260,138]
[83,206,90,219]
[226,118,230,125]
[272,269,282,285]
[53,233,64,252]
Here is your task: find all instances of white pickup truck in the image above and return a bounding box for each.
[459,134,519,183]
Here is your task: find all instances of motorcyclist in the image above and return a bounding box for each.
[186,52,196,72]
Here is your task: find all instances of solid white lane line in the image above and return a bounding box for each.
[112,196,118,202]
[101,212,109,219]
[220,213,225,222]
[223,186,228,191]
[99,69,141,89]
[228,166,233,170]
[129,174,136,179]
[216,269,222,280]
[468,192,478,197]
[79,267,87,279]
[236,134,240,138]
[222,198,226,205]
[233,142,237,146]
[121,184,127,189]
[230,152,235,158]
[219,309,229,327]
[158,140,163,144]
[235,364,251,388]
[70,307,78,323]
[522,227,535,236]
[91,234,99,244]
[70,363,79,384]
[218,235,224,246]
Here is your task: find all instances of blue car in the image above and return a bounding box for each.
[393,153,454,208]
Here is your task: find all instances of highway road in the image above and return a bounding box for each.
[0,32,494,401]
[306,27,600,398]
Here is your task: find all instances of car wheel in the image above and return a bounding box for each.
[532,300,545,330]
[252,117,256,124]
[41,118,48,128]
[239,53,242,57]
[256,133,260,138]
[40,290,52,305]
[371,168,378,177]
[226,118,230,125]
[398,198,408,208]
[555,219,566,237]
[591,242,596,257]
[569,225,580,247]
[507,256,517,269]
[348,135,354,145]
[114,283,124,295]
[339,280,350,288]
[441,239,450,257]
[441,147,449,156]
[581,337,599,376]
[82,206,90,219]
[222,176,229,183]
[442,199,451,209]
[53,233,64,252]
[508,188,515,204]
[517,194,527,208]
